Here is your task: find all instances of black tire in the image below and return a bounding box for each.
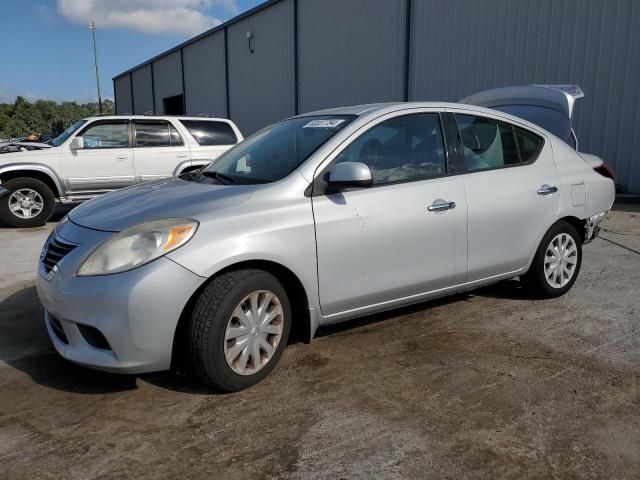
[189,269,291,392]
[0,177,56,228]
[521,220,583,298]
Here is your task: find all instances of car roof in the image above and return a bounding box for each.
[82,115,233,122]
[292,103,403,117]
[293,101,556,140]
[296,101,527,120]
[296,101,520,117]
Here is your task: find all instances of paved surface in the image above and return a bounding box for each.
[0,208,638,479]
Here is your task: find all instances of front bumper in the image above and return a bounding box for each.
[36,220,206,374]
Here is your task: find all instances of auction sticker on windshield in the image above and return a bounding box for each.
[303,119,346,128]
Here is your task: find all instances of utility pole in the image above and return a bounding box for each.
[89,21,103,114]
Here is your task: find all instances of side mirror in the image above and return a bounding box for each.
[69,137,84,150]
[327,162,373,189]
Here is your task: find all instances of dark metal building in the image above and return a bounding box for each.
[113,0,640,193]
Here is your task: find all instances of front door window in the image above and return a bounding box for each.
[81,122,129,149]
[334,113,446,185]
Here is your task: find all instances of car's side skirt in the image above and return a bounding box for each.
[318,267,526,327]
[65,175,136,192]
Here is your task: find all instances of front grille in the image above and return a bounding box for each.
[49,315,69,344]
[42,235,77,273]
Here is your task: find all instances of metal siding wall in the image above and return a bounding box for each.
[114,75,132,115]
[297,0,407,113]
[227,0,295,134]
[115,0,640,191]
[152,51,184,113]
[183,32,228,117]
[131,64,153,114]
[410,0,640,193]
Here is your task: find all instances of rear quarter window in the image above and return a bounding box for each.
[180,120,237,146]
[514,127,544,163]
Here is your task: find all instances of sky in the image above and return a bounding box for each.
[0,0,263,104]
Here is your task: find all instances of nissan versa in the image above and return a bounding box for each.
[37,87,615,391]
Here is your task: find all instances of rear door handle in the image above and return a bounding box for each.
[116,156,128,160]
[428,199,456,212]
[177,154,188,159]
[537,184,558,195]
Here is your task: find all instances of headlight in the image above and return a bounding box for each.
[77,218,198,276]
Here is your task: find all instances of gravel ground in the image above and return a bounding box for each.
[0,206,638,479]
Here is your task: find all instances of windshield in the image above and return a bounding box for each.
[493,105,575,147]
[50,119,87,147]
[200,115,354,184]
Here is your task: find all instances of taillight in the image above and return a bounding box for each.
[594,163,615,181]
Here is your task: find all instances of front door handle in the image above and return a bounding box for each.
[428,199,456,212]
[537,184,558,195]
[115,156,128,161]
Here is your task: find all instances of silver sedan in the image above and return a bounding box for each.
[37,100,614,391]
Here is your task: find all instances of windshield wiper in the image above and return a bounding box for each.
[200,170,236,184]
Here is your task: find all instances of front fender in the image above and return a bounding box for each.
[0,162,65,196]
[170,247,320,313]
[166,199,319,313]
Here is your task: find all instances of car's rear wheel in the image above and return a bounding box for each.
[189,269,291,392]
[0,177,55,228]
[521,220,582,298]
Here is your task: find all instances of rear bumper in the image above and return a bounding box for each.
[585,211,608,243]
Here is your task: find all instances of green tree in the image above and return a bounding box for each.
[0,97,116,141]
[12,97,45,137]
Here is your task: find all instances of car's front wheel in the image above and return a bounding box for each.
[521,220,583,298]
[189,269,291,392]
[0,177,56,228]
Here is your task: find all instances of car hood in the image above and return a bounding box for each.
[0,141,51,149]
[0,146,61,161]
[69,177,256,232]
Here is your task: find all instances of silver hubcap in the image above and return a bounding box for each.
[8,188,44,219]
[224,290,284,376]
[544,233,578,288]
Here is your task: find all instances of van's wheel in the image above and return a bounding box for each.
[521,220,582,298]
[189,269,291,392]
[0,178,56,228]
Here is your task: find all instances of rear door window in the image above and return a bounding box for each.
[135,121,183,147]
[169,124,184,146]
[454,114,520,171]
[180,120,237,146]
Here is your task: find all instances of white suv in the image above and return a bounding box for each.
[0,116,243,227]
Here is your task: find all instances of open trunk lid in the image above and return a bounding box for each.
[460,85,584,148]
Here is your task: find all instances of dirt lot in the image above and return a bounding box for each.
[1,207,639,479]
